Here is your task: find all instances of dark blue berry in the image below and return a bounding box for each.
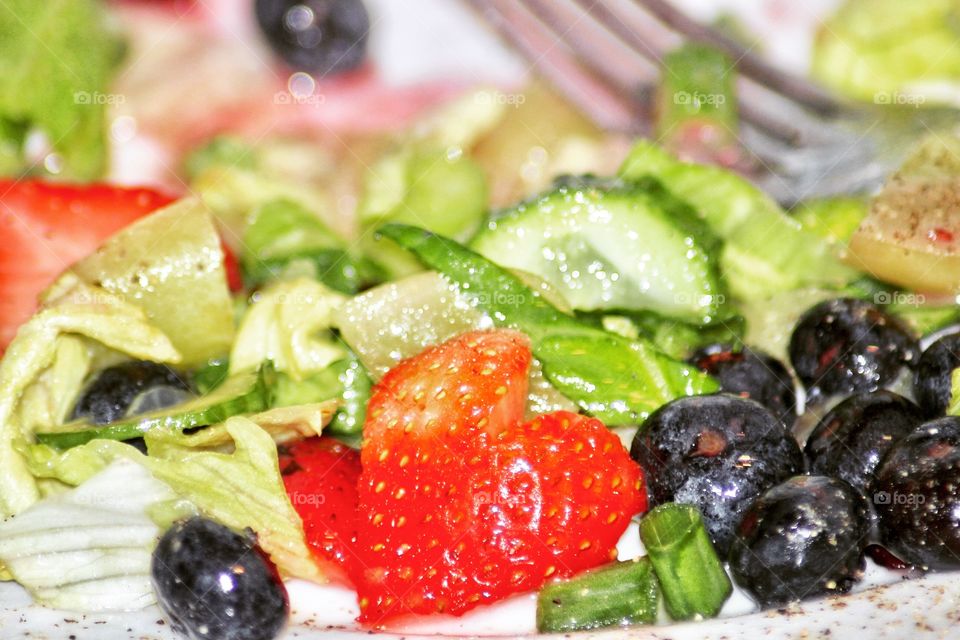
[152,517,288,640]
[913,331,960,418]
[70,361,191,425]
[255,0,370,75]
[788,298,919,402]
[729,475,870,608]
[689,343,797,427]
[805,391,922,494]
[873,417,960,570]
[630,394,804,555]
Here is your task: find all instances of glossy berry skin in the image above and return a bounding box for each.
[70,360,190,424]
[788,298,919,402]
[280,437,361,584]
[729,475,870,608]
[354,330,645,622]
[913,331,960,418]
[805,391,922,495]
[689,343,797,427]
[255,0,370,75]
[631,394,804,556]
[151,517,288,640]
[873,417,960,569]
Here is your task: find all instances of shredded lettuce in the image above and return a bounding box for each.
[70,198,235,366]
[0,460,176,612]
[0,275,179,517]
[0,0,123,179]
[230,277,346,380]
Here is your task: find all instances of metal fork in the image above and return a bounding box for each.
[467,0,959,205]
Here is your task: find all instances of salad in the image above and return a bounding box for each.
[1,0,960,639]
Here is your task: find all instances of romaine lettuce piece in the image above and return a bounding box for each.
[230,277,346,380]
[0,275,179,517]
[70,198,235,366]
[619,141,860,299]
[0,460,176,611]
[242,198,384,294]
[812,0,960,104]
[0,0,123,179]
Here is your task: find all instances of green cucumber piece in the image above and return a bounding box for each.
[471,177,727,324]
[536,558,660,633]
[639,503,732,620]
[377,224,718,424]
[35,367,273,449]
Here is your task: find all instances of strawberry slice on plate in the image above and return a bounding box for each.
[0,180,175,349]
[354,329,646,625]
[281,437,362,585]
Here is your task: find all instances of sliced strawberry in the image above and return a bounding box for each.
[281,437,362,584]
[0,180,175,349]
[353,330,645,625]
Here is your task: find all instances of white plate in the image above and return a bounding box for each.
[7,0,956,638]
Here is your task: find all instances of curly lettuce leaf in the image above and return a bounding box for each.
[0,0,123,179]
[619,140,860,299]
[23,419,323,583]
[230,277,346,380]
[0,460,176,612]
[70,198,235,366]
[0,275,179,517]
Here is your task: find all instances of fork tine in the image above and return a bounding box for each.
[467,0,645,133]
[570,0,822,144]
[634,0,843,116]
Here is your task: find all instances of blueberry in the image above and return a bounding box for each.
[152,517,288,640]
[71,361,191,425]
[255,0,370,75]
[689,344,797,428]
[788,298,919,402]
[630,394,804,555]
[873,417,960,569]
[805,391,922,495]
[913,331,960,418]
[729,475,870,608]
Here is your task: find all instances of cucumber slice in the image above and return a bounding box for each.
[471,178,727,324]
[35,367,272,450]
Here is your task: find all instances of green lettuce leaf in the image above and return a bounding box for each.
[812,0,960,103]
[619,140,860,299]
[24,419,323,583]
[230,277,346,380]
[0,275,179,517]
[70,198,235,366]
[0,460,177,611]
[0,0,123,179]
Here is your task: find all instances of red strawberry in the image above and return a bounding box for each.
[0,180,175,349]
[353,329,645,625]
[281,437,362,585]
